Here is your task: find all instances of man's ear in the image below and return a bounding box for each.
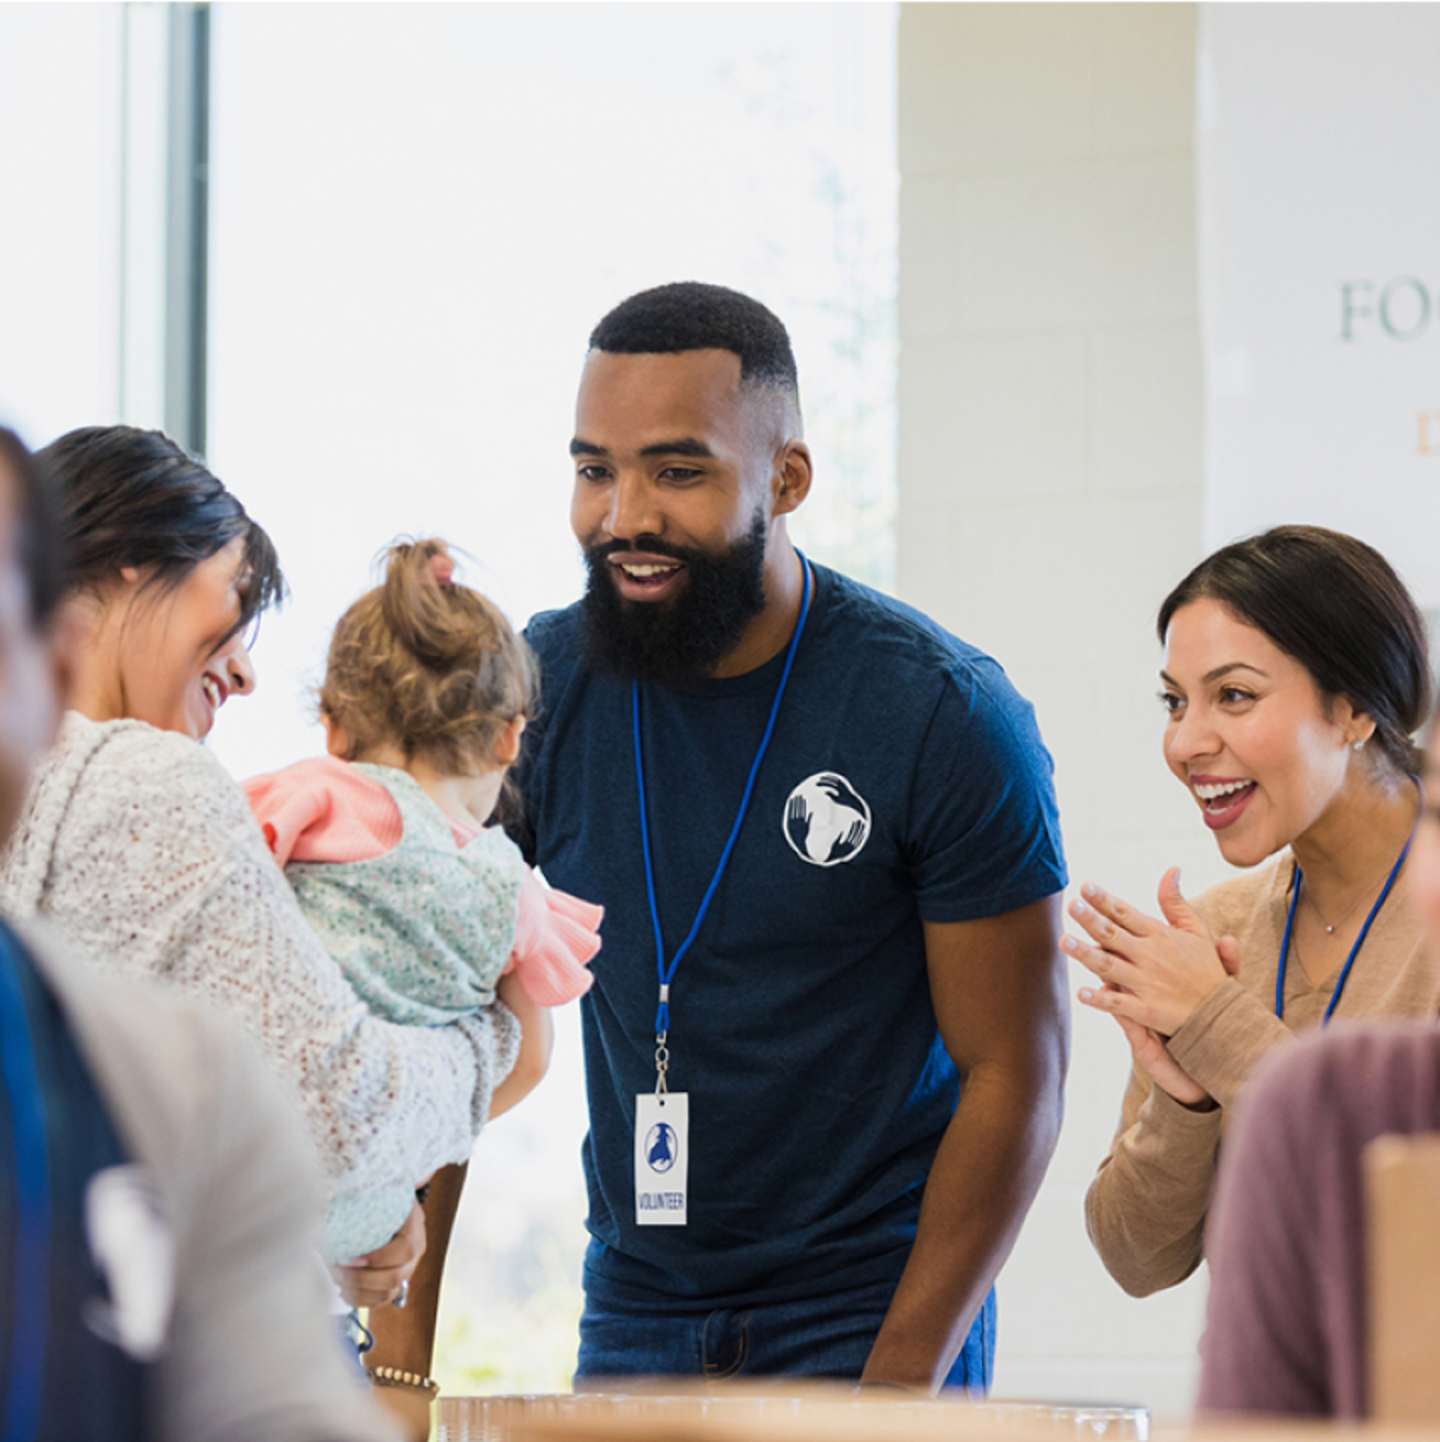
[773,441,813,517]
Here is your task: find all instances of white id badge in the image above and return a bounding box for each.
[634,1091,688,1226]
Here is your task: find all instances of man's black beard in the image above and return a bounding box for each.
[581,511,768,684]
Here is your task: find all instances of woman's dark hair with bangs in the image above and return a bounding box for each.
[1158,525,1431,778]
[0,426,65,629]
[36,426,285,634]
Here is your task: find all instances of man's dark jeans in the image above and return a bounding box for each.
[575,1276,996,1391]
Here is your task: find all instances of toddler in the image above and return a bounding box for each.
[246,539,601,1256]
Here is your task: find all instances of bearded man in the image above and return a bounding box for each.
[515,282,1069,1392]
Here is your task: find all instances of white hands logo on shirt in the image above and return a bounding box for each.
[782,772,873,868]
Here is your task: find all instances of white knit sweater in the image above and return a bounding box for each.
[0,712,519,1261]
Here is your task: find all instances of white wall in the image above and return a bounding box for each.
[1199,3,1440,599]
[897,3,1224,1419]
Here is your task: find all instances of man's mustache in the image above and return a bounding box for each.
[585,537,699,567]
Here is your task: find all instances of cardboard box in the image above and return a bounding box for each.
[435,1385,1148,1442]
[1366,1134,1440,1424]
[435,1389,1440,1442]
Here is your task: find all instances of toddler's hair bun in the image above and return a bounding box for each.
[380,538,491,672]
[320,536,538,779]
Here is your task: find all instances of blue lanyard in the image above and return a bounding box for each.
[1275,837,1412,1023]
[0,943,51,1442]
[633,555,814,1045]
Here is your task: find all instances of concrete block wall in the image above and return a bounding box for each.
[897,3,1222,1418]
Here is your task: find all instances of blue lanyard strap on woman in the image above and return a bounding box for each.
[633,554,814,1086]
[0,944,51,1442]
[1275,835,1413,1024]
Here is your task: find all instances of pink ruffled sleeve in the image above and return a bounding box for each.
[507,867,603,1006]
[244,756,404,866]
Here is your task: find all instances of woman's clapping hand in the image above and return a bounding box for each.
[1064,868,1231,1034]
[1109,1009,1210,1107]
[1064,869,1243,1107]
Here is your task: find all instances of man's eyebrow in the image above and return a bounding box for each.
[1159,662,1270,687]
[638,437,715,459]
[569,436,717,460]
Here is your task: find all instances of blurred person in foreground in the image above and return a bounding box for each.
[0,425,397,1442]
[1197,706,1440,1420]
[512,283,1070,1392]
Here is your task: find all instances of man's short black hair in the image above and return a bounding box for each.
[588,282,799,395]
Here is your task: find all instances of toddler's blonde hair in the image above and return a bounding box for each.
[320,538,538,778]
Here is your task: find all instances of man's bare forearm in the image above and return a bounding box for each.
[860,1062,1063,1391]
[366,1162,468,1376]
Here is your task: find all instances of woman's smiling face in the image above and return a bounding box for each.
[103,538,258,739]
[1161,597,1362,867]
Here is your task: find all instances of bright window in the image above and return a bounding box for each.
[207,2,896,1392]
[10,0,898,1394]
[0,4,124,442]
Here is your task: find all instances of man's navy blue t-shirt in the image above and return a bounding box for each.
[518,562,1066,1308]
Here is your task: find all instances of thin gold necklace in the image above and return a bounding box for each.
[1304,872,1388,936]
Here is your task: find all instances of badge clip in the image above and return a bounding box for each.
[655,982,670,1095]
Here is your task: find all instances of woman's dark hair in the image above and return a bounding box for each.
[0,426,64,628]
[1158,525,1432,777]
[36,425,285,633]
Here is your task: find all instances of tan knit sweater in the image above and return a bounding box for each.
[1084,854,1440,1297]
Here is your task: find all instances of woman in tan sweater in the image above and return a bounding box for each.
[1071,526,1440,1297]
